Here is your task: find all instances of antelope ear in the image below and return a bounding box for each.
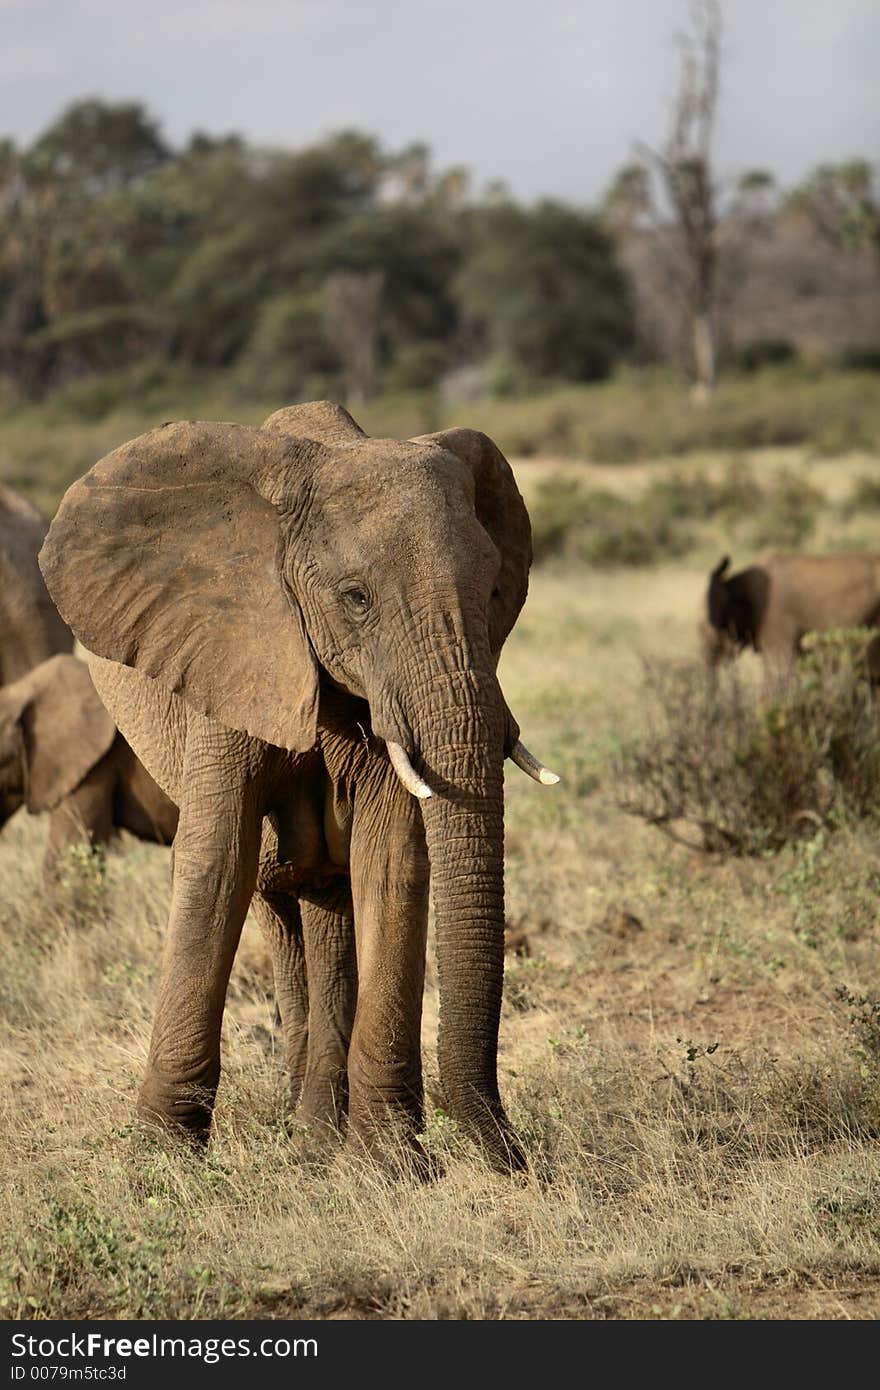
[412,428,532,652]
[2,656,117,813]
[39,421,323,753]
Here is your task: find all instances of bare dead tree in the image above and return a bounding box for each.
[639,0,722,396]
[322,269,384,404]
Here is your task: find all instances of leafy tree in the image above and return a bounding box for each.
[0,103,643,401]
[26,99,171,194]
[788,160,879,258]
[313,207,463,350]
[156,134,388,365]
[458,201,634,383]
[236,291,332,397]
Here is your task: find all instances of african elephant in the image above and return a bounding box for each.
[39,401,557,1172]
[0,485,72,683]
[0,654,178,879]
[702,552,880,681]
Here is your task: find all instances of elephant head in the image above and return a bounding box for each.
[0,655,116,828]
[39,401,556,1168]
[702,555,770,664]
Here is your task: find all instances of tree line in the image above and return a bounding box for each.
[0,95,876,408]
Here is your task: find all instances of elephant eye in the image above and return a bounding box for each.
[491,586,502,600]
[342,586,371,615]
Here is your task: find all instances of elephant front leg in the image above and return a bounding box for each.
[347,776,429,1162]
[138,743,263,1143]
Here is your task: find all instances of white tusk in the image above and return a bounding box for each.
[509,740,560,786]
[387,741,434,799]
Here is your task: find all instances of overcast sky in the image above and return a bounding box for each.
[2,0,877,203]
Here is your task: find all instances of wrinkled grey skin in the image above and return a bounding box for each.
[702,552,880,683]
[39,402,541,1172]
[0,654,177,880]
[0,486,72,684]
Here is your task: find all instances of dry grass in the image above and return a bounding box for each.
[4,447,880,1321]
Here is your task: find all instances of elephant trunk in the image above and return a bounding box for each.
[407,659,524,1172]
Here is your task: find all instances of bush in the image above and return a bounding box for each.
[727,338,799,373]
[528,462,823,569]
[236,292,335,397]
[383,342,449,392]
[529,474,692,567]
[839,472,880,517]
[644,459,762,522]
[747,468,822,549]
[838,343,880,373]
[458,202,635,385]
[616,631,880,854]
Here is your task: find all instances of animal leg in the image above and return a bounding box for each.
[251,891,310,1108]
[346,771,430,1162]
[137,725,262,1143]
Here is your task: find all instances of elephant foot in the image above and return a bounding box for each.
[444,1094,528,1175]
[296,1075,349,1134]
[285,1118,344,1168]
[477,1127,528,1177]
[282,1099,343,1161]
[136,1081,216,1150]
[345,1116,434,1183]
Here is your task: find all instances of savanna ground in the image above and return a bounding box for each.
[2,371,880,1321]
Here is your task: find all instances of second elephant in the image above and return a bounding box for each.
[702,552,880,680]
[0,654,178,878]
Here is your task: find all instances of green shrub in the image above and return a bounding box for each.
[838,343,880,373]
[727,338,799,373]
[383,342,449,392]
[236,292,334,398]
[529,460,823,568]
[529,474,692,567]
[839,472,880,517]
[748,469,822,549]
[644,459,761,521]
[617,630,880,854]
[12,364,880,463]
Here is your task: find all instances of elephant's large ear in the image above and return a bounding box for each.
[2,656,117,813]
[412,428,532,652]
[39,422,322,752]
[728,565,770,649]
[707,554,731,627]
